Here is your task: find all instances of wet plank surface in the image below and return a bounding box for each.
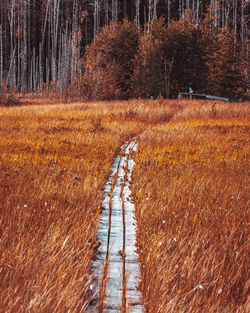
[89,140,144,312]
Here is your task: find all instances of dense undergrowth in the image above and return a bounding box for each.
[0,99,249,312]
[131,101,249,312]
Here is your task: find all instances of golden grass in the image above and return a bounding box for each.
[0,98,178,312]
[0,98,249,312]
[131,101,250,312]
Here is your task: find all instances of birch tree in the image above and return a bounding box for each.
[153,0,159,19]
[0,0,248,99]
[94,0,100,39]
[104,0,109,25]
[112,0,118,22]
[51,0,61,86]
[135,0,140,28]
[21,0,28,93]
[167,0,171,25]
[7,0,16,89]
[241,0,249,96]
[0,24,3,85]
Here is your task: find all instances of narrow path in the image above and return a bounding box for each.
[89,139,143,312]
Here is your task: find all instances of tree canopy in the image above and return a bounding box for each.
[0,0,249,100]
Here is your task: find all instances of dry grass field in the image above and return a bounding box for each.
[0,99,176,312]
[0,98,249,312]
[131,101,249,312]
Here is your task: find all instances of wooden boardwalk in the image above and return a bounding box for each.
[178,92,229,101]
[89,140,144,312]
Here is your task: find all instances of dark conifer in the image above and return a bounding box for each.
[84,19,138,100]
[207,27,245,98]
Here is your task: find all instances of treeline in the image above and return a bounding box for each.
[84,16,248,99]
[0,0,249,100]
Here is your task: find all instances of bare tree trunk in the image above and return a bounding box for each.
[233,0,238,41]
[240,0,248,45]
[27,0,31,92]
[46,4,51,94]
[210,0,220,32]
[124,0,127,18]
[196,0,200,22]
[71,0,77,85]
[41,0,50,55]
[105,0,109,25]
[149,0,152,24]
[94,0,100,39]
[21,0,27,93]
[77,37,81,101]
[112,0,118,22]
[167,0,171,25]
[6,46,16,88]
[51,0,61,90]
[241,0,250,96]
[224,0,231,27]
[58,32,62,92]
[179,0,184,19]
[165,55,174,98]
[135,0,140,28]
[148,0,152,32]
[8,0,16,89]
[17,12,21,89]
[46,57,50,96]
[0,25,2,85]
[33,47,37,92]
[221,0,225,27]
[246,32,249,97]
[153,0,159,19]
[39,42,42,93]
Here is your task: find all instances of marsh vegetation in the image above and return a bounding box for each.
[0,99,249,312]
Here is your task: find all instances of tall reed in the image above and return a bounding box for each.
[132,101,249,312]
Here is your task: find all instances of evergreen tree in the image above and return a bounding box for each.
[164,16,208,96]
[207,27,245,98]
[83,19,138,100]
[133,18,168,98]
[133,15,208,98]
[0,1,248,98]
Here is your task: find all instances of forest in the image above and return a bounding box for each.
[0,2,249,312]
[0,0,249,101]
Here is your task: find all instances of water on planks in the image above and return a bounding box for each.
[89,140,144,312]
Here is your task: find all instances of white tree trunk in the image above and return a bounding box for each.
[51,0,61,87]
[94,0,100,39]
[196,0,200,22]
[105,0,109,25]
[112,0,117,22]
[233,0,238,40]
[153,0,159,19]
[246,32,249,97]
[135,0,140,28]
[21,0,27,93]
[0,24,3,85]
[8,1,16,89]
[167,0,171,25]
[39,42,42,93]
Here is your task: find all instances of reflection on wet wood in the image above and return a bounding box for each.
[89,140,144,312]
